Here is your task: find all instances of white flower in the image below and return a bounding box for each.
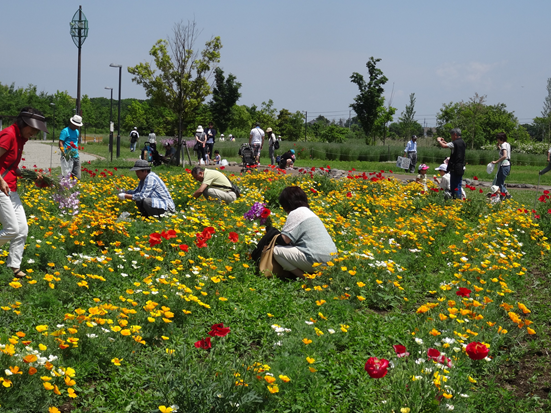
[328,329,335,334]
[460,394,469,398]
[27,259,35,264]
[415,338,423,345]
[121,273,128,277]
[5,369,12,376]
[484,357,492,362]
[453,347,461,353]
[86,334,98,338]
[415,359,425,364]
[305,321,314,325]
[446,405,455,410]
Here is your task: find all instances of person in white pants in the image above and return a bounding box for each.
[0,107,49,278]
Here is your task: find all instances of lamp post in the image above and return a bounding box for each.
[70,6,89,116]
[50,103,55,171]
[105,87,113,161]
[109,64,122,158]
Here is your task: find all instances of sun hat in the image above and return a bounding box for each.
[418,164,429,172]
[486,162,495,174]
[220,134,224,137]
[490,185,500,194]
[290,149,295,154]
[196,125,204,133]
[130,159,152,171]
[266,127,272,133]
[70,115,83,127]
[435,164,447,172]
[20,110,48,133]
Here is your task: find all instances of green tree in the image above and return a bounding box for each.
[209,67,241,134]
[123,100,147,132]
[128,20,222,162]
[277,109,304,141]
[350,57,389,144]
[397,93,417,139]
[228,104,253,137]
[254,100,278,130]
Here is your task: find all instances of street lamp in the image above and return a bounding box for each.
[50,102,55,171]
[105,87,113,161]
[110,63,122,158]
[70,6,89,116]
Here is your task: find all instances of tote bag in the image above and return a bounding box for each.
[258,234,285,278]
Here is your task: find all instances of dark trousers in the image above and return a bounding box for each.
[449,173,463,199]
[136,198,166,218]
[406,152,417,173]
[196,145,205,161]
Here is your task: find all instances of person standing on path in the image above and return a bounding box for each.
[205,122,216,160]
[58,115,82,179]
[404,135,417,173]
[195,125,207,163]
[267,127,277,165]
[491,132,512,200]
[539,145,551,176]
[130,127,139,152]
[0,107,49,278]
[249,122,265,165]
[437,128,466,199]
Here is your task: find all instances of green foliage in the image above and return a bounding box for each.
[277,108,305,141]
[209,67,242,134]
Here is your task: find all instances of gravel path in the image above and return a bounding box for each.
[20,141,101,171]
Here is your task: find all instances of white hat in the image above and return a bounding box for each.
[220,134,224,137]
[435,164,447,171]
[490,185,500,194]
[196,125,204,133]
[134,126,137,130]
[70,115,83,127]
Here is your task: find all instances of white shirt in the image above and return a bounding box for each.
[498,142,511,167]
[149,133,156,144]
[250,127,265,144]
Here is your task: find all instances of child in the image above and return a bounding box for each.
[204,146,211,165]
[416,164,429,191]
[214,150,221,165]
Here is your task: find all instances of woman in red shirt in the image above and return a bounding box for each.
[0,107,48,278]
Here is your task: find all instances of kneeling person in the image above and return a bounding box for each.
[118,160,175,217]
[191,166,236,203]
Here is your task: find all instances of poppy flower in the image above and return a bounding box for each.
[456,287,471,297]
[229,232,239,243]
[393,344,410,358]
[149,233,162,247]
[346,192,352,198]
[195,236,207,248]
[473,176,478,180]
[194,337,212,349]
[427,348,441,361]
[466,342,489,360]
[364,357,389,378]
[260,208,271,219]
[179,244,189,252]
[208,323,231,337]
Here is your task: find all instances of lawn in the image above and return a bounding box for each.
[1,158,550,412]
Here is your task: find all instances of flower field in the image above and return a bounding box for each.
[0,166,550,412]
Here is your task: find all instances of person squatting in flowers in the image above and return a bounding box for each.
[0,107,49,278]
[191,166,237,204]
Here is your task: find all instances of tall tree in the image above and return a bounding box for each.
[128,20,222,162]
[350,57,389,144]
[398,93,417,140]
[209,67,241,134]
[277,109,304,141]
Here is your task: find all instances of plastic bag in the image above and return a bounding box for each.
[486,162,495,174]
[221,159,228,166]
[199,159,205,165]
[60,157,74,177]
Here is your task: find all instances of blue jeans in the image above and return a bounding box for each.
[495,165,510,194]
[130,140,137,152]
[449,173,463,199]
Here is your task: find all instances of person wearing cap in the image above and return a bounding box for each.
[190,166,237,203]
[491,132,512,200]
[229,134,235,142]
[249,122,265,165]
[219,134,225,142]
[266,127,277,165]
[434,163,466,200]
[279,149,296,169]
[117,160,175,218]
[0,107,48,278]
[205,122,217,159]
[404,135,418,173]
[195,125,207,163]
[437,128,466,199]
[486,185,501,204]
[58,115,83,179]
[416,163,429,191]
[129,127,139,152]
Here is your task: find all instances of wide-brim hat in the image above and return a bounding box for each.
[130,159,152,171]
[196,125,204,133]
[266,127,272,133]
[220,134,224,137]
[21,111,48,133]
[70,115,83,127]
[490,185,500,194]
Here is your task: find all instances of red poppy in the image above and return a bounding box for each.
[194,337,212,349]
[260,208,271,219]
[544,190,550,195]
[427,348,441,361]
[466,342,489,360]
[310,188,318,194]
[346,192,352,198]
[456,287,471,298]
[437,354,453,367]
[538,195,547,203]
[149,233,162,247]
[179,244,189,252]
[228,232,239,243]
[208,323,231,337]
[220,166,225,170]
[473,176,478,180]
[203,227,216,235]
[70,142,77,148]
[393,344,409,358]
[195,236,207,248]
[364,357,389,378]
[479,189,483,193]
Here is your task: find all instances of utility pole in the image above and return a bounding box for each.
[304,111,307,141]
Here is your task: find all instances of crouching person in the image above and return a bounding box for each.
[118,160,175,217]
[191,166,237,203]
[273,186,337,278]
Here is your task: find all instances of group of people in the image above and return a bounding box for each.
[248,122,286,167]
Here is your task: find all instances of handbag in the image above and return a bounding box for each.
[258,234,285,278]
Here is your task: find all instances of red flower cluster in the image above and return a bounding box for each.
[149,233,162,247]
[195,227,216,248]
[194,337,211,349]
[456,287,472,298]
[228,232,239,243]
[194,323,231,351]
[427,348,452,367]
[466,342,489,360]
[364,357,389,378]
[393,344,410,358]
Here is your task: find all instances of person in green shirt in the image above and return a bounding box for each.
[191,167,236,203]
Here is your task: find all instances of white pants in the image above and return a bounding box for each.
[273,246,315,273]
[204,188,237,203]
[0,192,28,268]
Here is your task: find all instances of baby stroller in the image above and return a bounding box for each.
[238,143,256,172]
[141,142,163,167]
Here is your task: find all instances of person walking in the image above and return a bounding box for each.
[58,115,83,179]
[539,145,551,176]
[130,127,139,152]
[267,127,277,165]
[403,135,417,173]
[0,107,49,278]
[437,128,466,199]
[249,122,265,165]
[491,132,512,200]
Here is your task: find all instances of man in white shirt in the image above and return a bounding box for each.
[249,122,265,165]
[403,135,417,173]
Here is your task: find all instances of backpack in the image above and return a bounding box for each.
[274,140,280,150]
[130,131,139,142]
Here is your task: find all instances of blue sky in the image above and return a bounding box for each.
[2,0,550,126]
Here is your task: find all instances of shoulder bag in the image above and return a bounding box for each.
[258,234,285,277]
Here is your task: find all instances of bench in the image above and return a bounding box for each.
[82,136,103,143]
